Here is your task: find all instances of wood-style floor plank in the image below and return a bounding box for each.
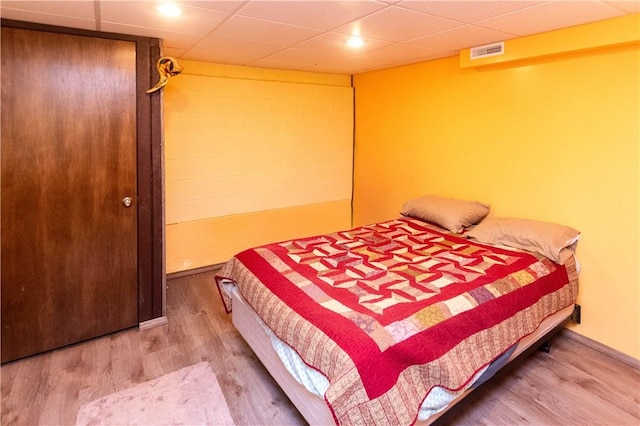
[1,271,639,425]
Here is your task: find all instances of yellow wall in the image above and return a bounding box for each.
[353,18,639,359]
[164,61,353,272]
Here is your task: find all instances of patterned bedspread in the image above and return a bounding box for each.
[216,218,579,425]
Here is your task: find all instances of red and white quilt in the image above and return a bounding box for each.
[216,218,579,425]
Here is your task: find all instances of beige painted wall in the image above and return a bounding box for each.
[164,61,353,272]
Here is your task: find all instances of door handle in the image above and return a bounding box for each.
[121,196,133,207]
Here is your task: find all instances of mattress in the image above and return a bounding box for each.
[231,285,575,425]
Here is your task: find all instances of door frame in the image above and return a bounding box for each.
[1,19,165,323]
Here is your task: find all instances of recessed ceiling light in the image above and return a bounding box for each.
[157,2,182,17]
[347,36,364,48]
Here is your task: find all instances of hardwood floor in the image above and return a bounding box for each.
[1,271,639,425]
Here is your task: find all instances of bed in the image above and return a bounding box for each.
[216,196,580,425]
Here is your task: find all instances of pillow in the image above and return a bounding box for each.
[466,217,580,264]
[400,194,490,233]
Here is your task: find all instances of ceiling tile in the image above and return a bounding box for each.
[183,36,282,64]
[333,5,464,42]
[0,8,96,30]
[477,0,625,35]
[181,1,246,13]
[602,0,640,13]
[256,33,394,72]
[0,1,96,30]
[408,24,517,51]
[99,23,204,49]
[1,1,94,18]
[317,45,453,74]
[397,1,546,23]
[0,0,636,75]
[211,15,322,46]
[100,1,229,36]
[294,31,394,54]
[262,46,367,73]
[237,0,387,30]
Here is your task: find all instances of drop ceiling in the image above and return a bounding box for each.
[1,1,638,74]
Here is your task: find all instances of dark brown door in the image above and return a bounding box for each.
[1,27,139,363]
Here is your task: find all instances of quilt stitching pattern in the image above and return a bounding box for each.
[282,220,522,312]
[216,218,579,426]
[269,219,551,348]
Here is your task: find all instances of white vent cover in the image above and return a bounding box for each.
[470,42,504,59]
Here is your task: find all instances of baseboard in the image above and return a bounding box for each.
[139,316,168,331]
[166,263,224,281]
[560,328,640,370]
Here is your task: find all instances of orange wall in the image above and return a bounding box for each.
[353,18,639,359]
[164,61,353,272]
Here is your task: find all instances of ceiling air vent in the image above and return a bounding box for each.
[470,42,504,60]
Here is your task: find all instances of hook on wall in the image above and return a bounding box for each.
[146,57,183,94]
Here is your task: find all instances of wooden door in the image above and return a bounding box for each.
[1,27,139,363]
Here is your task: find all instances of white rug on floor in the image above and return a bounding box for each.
[76,362,235,426]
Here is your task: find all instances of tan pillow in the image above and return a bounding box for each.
[400,195,490,233]
[466,217,580,264]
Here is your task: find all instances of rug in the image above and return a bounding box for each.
[76,362,235,426]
